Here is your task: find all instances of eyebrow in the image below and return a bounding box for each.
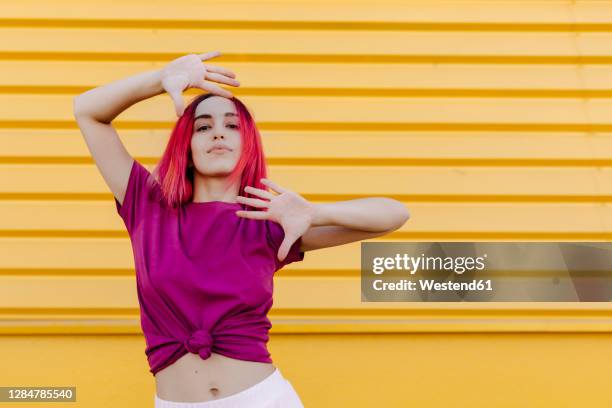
[194,112,238,121]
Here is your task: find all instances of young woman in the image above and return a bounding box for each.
[73,51,410,408]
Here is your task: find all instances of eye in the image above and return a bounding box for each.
[196,124,239,132]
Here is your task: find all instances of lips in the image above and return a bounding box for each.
[208,146,231,153]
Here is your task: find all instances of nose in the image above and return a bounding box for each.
[211,121,226,141]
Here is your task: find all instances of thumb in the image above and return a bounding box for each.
[168,91,185,117]
[277,235,297,263]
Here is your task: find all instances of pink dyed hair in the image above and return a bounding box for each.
[149,93,268,210]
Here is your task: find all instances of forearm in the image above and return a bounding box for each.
[73,69,165,123]
[309,198,410,232]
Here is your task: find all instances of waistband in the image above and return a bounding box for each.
[154,368,287,408]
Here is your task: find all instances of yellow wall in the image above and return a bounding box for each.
[1,1,612,406]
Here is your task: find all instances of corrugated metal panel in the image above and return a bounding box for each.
[2,0,612,327]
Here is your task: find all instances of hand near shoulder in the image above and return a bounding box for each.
[235,179,314,262]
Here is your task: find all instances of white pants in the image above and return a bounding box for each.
[154,368,304,408]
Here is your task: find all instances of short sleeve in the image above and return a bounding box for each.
[114,159,155,235]
[265,220,305,271]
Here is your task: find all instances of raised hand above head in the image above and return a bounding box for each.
[160,51,241,117]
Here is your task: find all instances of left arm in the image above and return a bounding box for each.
[300,198,410,251]
[236,179,410,260]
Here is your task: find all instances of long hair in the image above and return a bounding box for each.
[150,93,268,210]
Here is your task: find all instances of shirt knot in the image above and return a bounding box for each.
[184,329,213,359]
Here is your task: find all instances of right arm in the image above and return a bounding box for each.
[72,69,165,205]
[72,51,240,206]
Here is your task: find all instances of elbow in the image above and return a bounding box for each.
[73,93,94,120]
[382,199,410,232]
[73,95,85,119]
[399,203,410,225]
[395,202,410,228]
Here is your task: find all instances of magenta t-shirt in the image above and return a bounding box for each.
[113,159,305,375]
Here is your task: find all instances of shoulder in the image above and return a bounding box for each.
[114,159,165,233]
[262,218,305,269]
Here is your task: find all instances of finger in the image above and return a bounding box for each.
[195,80,233,98]
[198,51,221,61]
[236,195,269,208]
[260,178,288,194]
[205,72,241,87]
[244,185,275,200]
[277,236,298,262]
[205,64,237,78]
[235,210,270,220]
[167,91,185,117]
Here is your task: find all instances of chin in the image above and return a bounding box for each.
[197,167,236,176]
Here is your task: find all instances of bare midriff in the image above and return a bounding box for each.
[154,352,276,402]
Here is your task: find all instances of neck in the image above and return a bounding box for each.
[191,172,240,203]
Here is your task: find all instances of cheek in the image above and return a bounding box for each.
[231,139,242,154]
[190,138,206,153]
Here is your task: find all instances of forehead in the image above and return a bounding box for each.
[194,96,237,118]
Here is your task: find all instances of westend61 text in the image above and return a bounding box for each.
[372,279,493,291]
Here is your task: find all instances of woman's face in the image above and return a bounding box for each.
[190,96,242,176]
